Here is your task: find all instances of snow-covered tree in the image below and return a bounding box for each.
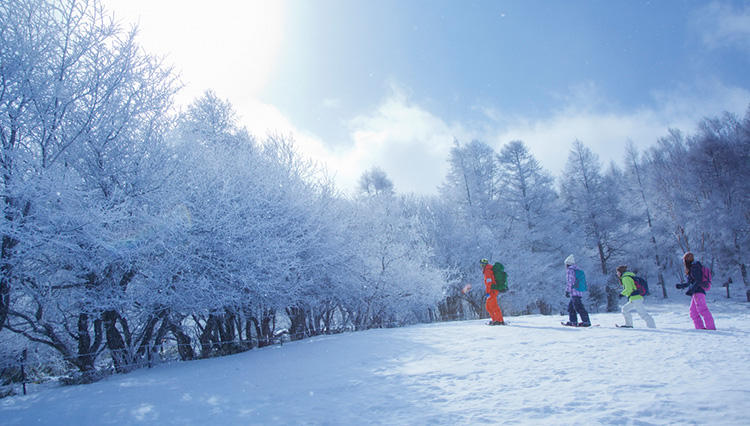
[414,197,485,319]
[358,166,394,196]
[688,112,750,295]
[619,142,669,297]
[645,110,750,299]
[496,141,557,231]
[341,193,446,329]
[1,0,178,374]
[495,140,567,313]
[560,141,629,312]
[441,139,500,221]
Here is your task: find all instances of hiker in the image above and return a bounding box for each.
[563,254,591,327]
[676,252,716,330]
[480,258,505,325]
[616,266,656,328]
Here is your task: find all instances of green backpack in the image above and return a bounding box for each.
[491,262,508,293]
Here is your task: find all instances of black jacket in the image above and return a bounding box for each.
[685,261,706,295]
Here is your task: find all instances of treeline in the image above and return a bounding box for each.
[0,0,748,384]
[435,117,749,319]
[0,0,445,382]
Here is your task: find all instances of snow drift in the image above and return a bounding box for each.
[1,300,749,425]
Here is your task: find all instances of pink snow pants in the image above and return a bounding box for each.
[689,293,716,330]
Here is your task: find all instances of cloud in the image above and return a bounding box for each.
[486,80,750,177]
[343,87,473,195]
[234,81,748,197]
[488,109,675,176]
[236,86,475,196]
[321,98,342,109]
[694,1,750,52]
[234,93,453,196]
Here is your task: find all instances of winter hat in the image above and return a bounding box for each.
[616,265,628,276]
[564,254,575,266]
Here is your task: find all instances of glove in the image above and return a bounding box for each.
[619,293,624,298]
[676,283,688,289]
[565,291,570,298]
[485,293,490,298]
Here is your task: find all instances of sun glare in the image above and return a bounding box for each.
[105,0,285,107]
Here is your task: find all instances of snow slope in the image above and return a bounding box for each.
[2,300,749,425]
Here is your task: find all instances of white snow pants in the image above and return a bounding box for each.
[622,298,656,328]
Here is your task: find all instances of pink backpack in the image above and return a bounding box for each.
[700,264,712,290]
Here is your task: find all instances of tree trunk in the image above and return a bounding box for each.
[251,310,275,348]
[595,241,618,312]
[76,313,103,373]
[0,272,9,333]
[0,201,28,332]
[628,148,668,299]
[135,313,163,358]
[168,321,194,361]
[0,233,20,333]
[102,310,128,373]
[219,310,237,354]
[199,314,220,358]
[322,309,333,333]
[723,278,731,299]
[244,318,255,347]
[740,263,750,302]
[651,234,667,298]
[658,269,667,298]
[149,315,171,365]
[286,306,307,341]
[250,316,273,348]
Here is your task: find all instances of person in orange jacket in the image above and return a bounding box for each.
[481,258,505,325]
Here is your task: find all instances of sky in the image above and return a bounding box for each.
[2,300,749,424]
[103,0,750,195]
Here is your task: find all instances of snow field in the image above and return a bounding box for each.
[1,300,748,425]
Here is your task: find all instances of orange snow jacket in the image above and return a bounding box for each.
[483,264,496,293]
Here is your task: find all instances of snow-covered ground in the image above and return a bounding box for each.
[2,299,749,425]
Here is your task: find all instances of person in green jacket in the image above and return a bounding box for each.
[616,265,656,328]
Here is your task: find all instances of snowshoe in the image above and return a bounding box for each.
[562,321,599,327]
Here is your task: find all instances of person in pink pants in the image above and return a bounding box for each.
[676,252,716,330]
